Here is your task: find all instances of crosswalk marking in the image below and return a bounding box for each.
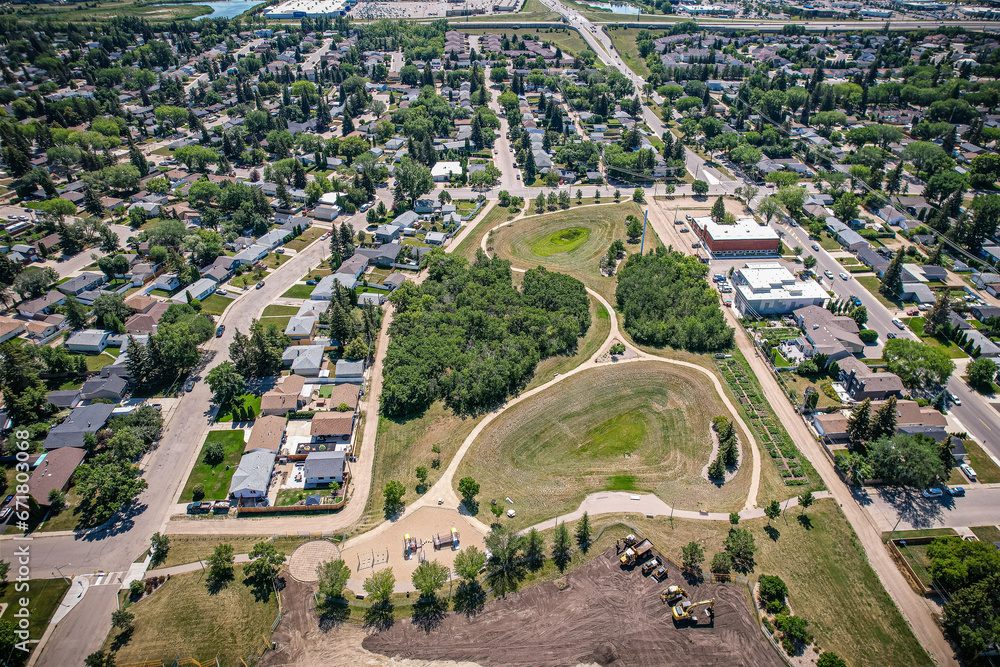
[86,571,125,586]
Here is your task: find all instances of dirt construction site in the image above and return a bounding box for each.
[357,546,783,667]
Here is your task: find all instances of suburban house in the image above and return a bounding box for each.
[732,263,828,316]
[791,306,865,360]
[965,329,1000,358]
[311,273,359,299]
[28,447,87,508]
[813,412,849,440]
[321,384,360,412]
[309,413,354,445]
[80,375,127,402]
[43,403,116,449]
[374,224,401,243]
[247,416,286,453]
[838,357,904,401]
[228,448,277,500]
[260,375,306,416]
[0,316,26,343]
[431,161,462,181]
[66,329,111,353]
[57,272,106,297]
[282,345,325,376]
[284,315,318,343]
[356,243,401,268]
[25,320,59,342]
[171,278,217,304]
[335,359,364,384]
[18,291,65,318]
[152,273,181,292]
[303,450,347,487]
[46,390,81,410]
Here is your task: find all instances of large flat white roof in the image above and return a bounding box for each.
[694,217,779,242]
[736,263,828,301]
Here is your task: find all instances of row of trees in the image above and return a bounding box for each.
[708,417,740,480]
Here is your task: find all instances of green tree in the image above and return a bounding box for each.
[454,546,487,581]
[868,433,948,489]
[383,480,405,517]
[485,525,525,595]
[692,180,709,196]
[363,567,396,603]
[575,512,592,551]
[797,490,814,515]
[729,511,740,526]
[883,338,956,389]
[632,187,645,203]
[817,653,847,667]
[317,559,351,599]
[394,157,434,208]
[968,358,998,392]
[524,528,545,570]
[244,540,286,591]
[205,361,246,407]
[879,248,904,298]
[73,454,148,525]
[552,522,572,573]
[411,559,449,598]
[458,476,480,511]
[725,527,757,572]
[682,541,704,573]
[764,500,781,523]
[924,292,951,336]
[870,395,898,441]
[710,552,732,574]
[803,255,818,270]
[150,532,170,566]
[847,398,872,446]
[626,216,643,241]
[111,608,134,631]
[206,543,235,590]
[758,195,781,224]
[711,196,726,223]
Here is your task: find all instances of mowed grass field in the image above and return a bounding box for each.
[490,202,660,303]
[556,502,931,667]
[105,565,278,667]
[606,28,652,78]
[15,0,212,22]
[453,201,519,262]
[455,361,752,529]
[460,27,588,56]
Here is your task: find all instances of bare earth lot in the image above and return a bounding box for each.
[362,548,782,667]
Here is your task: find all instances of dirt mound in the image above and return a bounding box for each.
[362,548,783,667]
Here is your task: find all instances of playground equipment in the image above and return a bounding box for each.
[672,598,715,622]
[660,585,688,605]
[403,534,418,559]
[432,527,460,550]
[620,537,654,566]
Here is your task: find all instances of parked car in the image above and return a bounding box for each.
[186,502,212,514]
[216,325,225,338]
[0,507,11,522]
[851,296,862,307]
[256,281,265,289]
[811,244,820,251]
[215,289,227,296]
[680,227,689,233]
[947,486,965,496]
[692,242,701,248]
[949,393,961,406]
[906,309,919,316]
[516,174,521,180]
[275,248,284,254]
[886,332,897,339]
[212,500,231,513]
[824,270,834,279]
[921,488,943,498]
[960,463,977,481]
[184,379,195,392]
[892,318,906,330]
[306,280,316,286]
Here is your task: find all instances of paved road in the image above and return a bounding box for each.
[28,229,332,666]
[35,224,134,278]
[861,486,1000,533]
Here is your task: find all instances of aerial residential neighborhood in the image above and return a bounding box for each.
[0,1,999,666]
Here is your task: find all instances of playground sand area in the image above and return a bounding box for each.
[362,547,784,667]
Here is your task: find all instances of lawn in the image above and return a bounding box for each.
[362,402,486,531]
[259,315,292,332]
[782,373,842,409]
[526,297,610,391]
[0,578,70,652]
[529,226,591,256]
[179,430,247,502]
[905,317,968,358]
[971,525,1000,544]
[281,284,314,299]
[199,293,234,316]
[261,305,299,317]
[856,276,902,310]
[151,536,311,570]
[283,226,325,252]
[964,439,1000,483]
[14,0,211,22]
[215,393,262,423]
[817,231,843,251]
[460,27,587,56]
[37,483,87,532]
[260,252,291,270]
[589,499,932,667]
[455,361,753,530]
[607,28,652,78]
[104,565,278,666]
[453,202,518,262]
[84,352,117,371]
[490,202,661,303]
[895,541,935,589]
[232,270,271,288]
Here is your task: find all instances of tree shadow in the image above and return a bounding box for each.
[764,525,780,542]
[363,600,395,632]
[452,580,486,617]
[110,627,134,652]
[206,568,234,595]
[459,499,479,516]
[383,502,404,521]
[681,569,702,586]
[412,594,448,633]
[243,571,275,603]
[317,597,350,632]
[796,514,813,530]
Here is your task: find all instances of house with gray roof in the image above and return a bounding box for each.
[228,448,276,500]
[66,329,111,353]
[44,403,116,450]
[80,375,127,402]
[966,329,1000,358]
[304,450,347,487]
[311,273,359,299]
[335,359,365,384]
[58,272,106,296]
[282,345,325,376]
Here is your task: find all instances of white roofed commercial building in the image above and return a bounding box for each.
[265,0,351,18]
[733,263,828,316]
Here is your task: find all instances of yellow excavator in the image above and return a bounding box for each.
[672,598,715,622]
[660,585,688,605]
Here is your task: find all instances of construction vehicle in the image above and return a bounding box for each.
[660,585,688,605]
[653,564,669,581]
[620,538,654,566]
[641,558,659,576]
[673,598,715,622]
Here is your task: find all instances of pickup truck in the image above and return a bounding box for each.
[187,501,213,514]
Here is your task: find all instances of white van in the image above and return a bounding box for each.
[892,318,906,330]
[961,463,977,481]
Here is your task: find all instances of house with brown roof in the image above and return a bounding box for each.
[813,412,848,441]
[124,302,169,335]
[0,316,25,343]
[260,375,307,416]
[838,357,904,401]
[309,413,354,446]
[25,320,58,341]
[323,384,360,412]
[125,294,159,313]
[28,447,87,508]
[247,415,286,451]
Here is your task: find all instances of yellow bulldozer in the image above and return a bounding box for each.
[672,598,715,622]
[660,585,688,605]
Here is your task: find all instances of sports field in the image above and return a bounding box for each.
[454,361,752,529]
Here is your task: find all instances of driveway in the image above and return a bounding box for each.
[860,486,1000,532]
